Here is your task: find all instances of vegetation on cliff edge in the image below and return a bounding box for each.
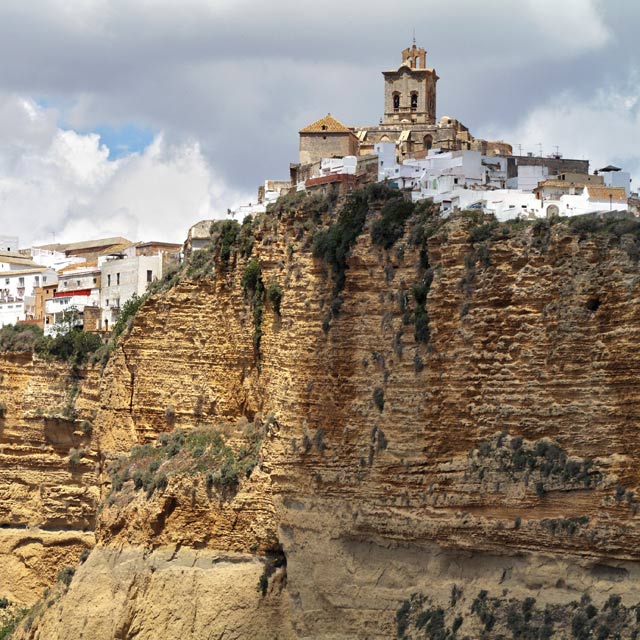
[106,418,267,503]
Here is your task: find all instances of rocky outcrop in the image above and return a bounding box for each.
[16,546,293,640]
[8,201,640,638]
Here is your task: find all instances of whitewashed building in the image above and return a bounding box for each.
[99,251,166,331]
[0,266,57,328]
[45,263,100,336]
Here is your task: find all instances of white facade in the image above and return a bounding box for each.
[0,301,25,328]
[30,248,85,271]
[0,268,57,302]
[506,164,549,192]
[320,156,357,176]
[44,293,100,336]
[100,254,163,330]
[44,264,101,336]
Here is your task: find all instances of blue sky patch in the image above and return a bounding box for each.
[91,123,156,159]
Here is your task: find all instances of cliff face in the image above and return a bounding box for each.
[9,201,640,638]
[0,354,97,605]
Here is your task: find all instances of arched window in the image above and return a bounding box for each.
[411,93,418,111]
[423,134,433,151]
[393,94,400,112]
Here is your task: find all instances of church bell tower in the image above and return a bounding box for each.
[382,42,438,125]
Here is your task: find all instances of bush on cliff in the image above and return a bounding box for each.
[35,328,102,367]
[370,196,414,249]
[267,280,283,315]
[0,324,43,353]
[313,184,399,298]
[106,419,266,502]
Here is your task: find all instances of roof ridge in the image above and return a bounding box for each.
[299,113,353,134]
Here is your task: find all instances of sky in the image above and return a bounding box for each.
[0,0,638,247]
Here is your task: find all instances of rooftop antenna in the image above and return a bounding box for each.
[412,28,416,46]
[537,142,543,157]
[517,144,523,156]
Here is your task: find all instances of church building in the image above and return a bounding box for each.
[297,42,511,166]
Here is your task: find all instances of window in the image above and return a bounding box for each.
[35,276,39,285]
[393,94,400,112]
[116,273,120,285]
[93,277,97,284]
[106,299,109,307]
[77,280,81,287]
[147,270,153,283]
[43,276,47,283]
[18,277,24,286]
[107,274,111,286]
[411,93,418,111]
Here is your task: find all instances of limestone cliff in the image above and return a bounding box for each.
[0,354,96,607]
[8,195,640,639]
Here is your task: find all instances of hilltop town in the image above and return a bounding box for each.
[233,43,637,219]
[1,42,638,336]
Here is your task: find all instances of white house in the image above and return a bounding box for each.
[0,266,57,328]
[45,263,100,336]
[0,267,57,303]
[99,253,164,331]
[0,301,25,328]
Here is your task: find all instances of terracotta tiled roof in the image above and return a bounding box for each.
[34,236,131,253]
[299,114,353,135]
[586,186,627,201]
[536,180,586,188]
[58,260,99,274]
[99,242,135,256]
[0,253,39,266]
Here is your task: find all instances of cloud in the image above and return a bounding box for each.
[483,74,640,189]
[0,0,636,247]
[0,95,250,246]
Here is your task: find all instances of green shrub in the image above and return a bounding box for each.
[313,185,399,299]
[371,197,414,249]
[242,258,262,294]
[210,219,241,267]
[267,280,283,315]
[107,422,265,502]
[35,328,103,367]
[469,220,498,243]
[0,324,43,353]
